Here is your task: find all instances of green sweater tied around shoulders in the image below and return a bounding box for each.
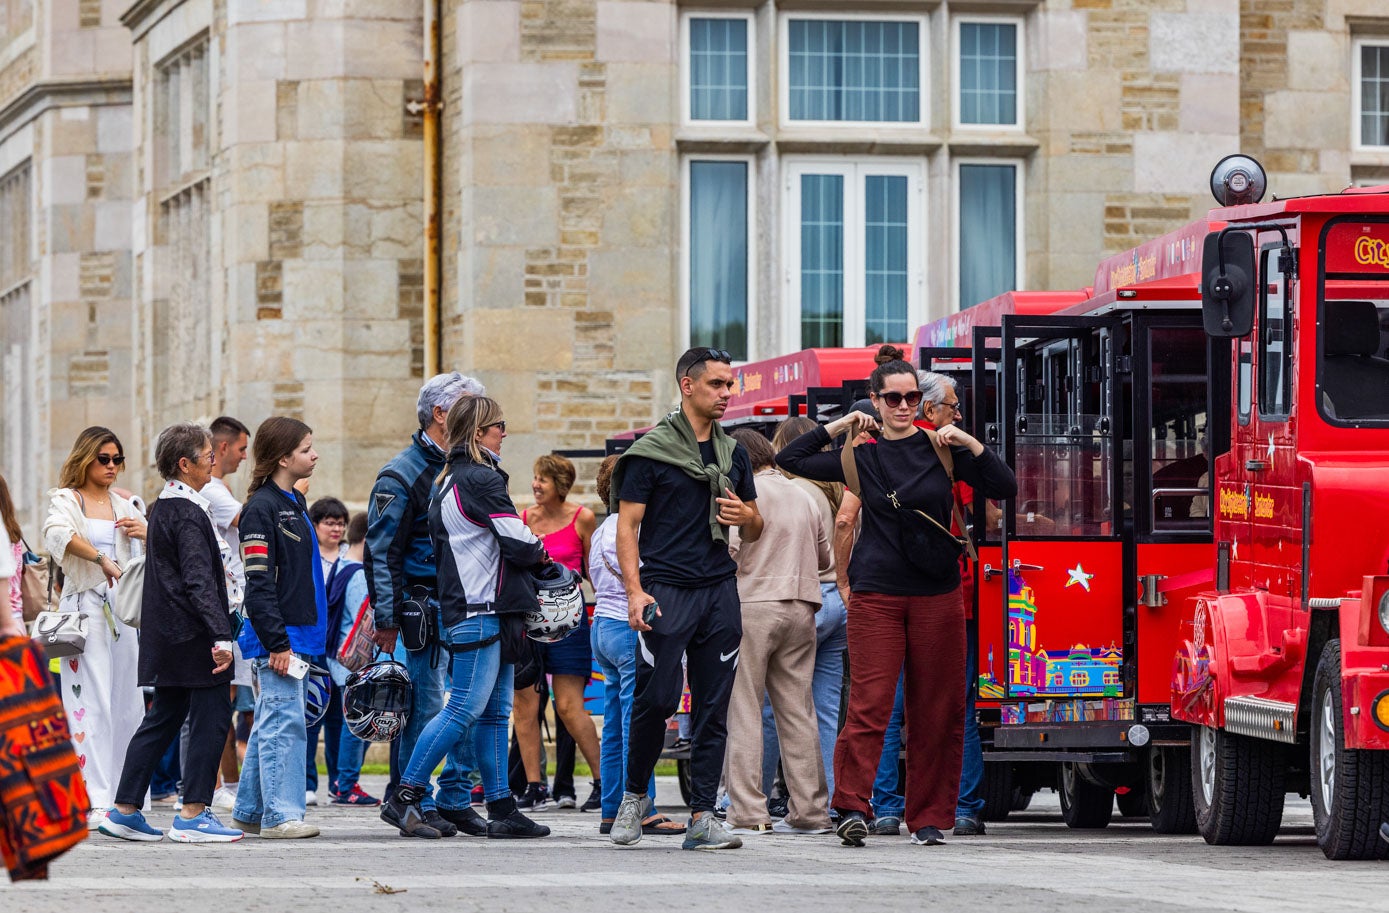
[607,408,736,544]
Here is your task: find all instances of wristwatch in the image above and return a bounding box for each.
[92,550,108,565]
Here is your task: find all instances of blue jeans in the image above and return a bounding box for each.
[872,672,906,818]
[590,617,658,819]
[234,657,309,829]
[403,615,512,802]
[761,583,847,805]
[335,725,369,795]
[398,602,477,811]
[957,620,984,819]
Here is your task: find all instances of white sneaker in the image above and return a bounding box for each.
[261,820,320,839]
[305,790,318,807]
[87,808,109,831]
[211,785,238,810]
[172,796,184,811]
[728,823,775,836]
[773,819,833,835]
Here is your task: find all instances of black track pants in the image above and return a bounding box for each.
[625,578,742,812]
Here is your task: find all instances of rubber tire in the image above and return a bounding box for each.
[1146,745,1197,834]
[1309,639,1389,860]
[979,762,1014,822]
[1191,724,1285,846]
[676,758,693,808]
[1010,786,1034,812]
[1116,783,1147,818]
[1058,763,1113,829]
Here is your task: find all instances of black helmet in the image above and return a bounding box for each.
[343,660,411,742]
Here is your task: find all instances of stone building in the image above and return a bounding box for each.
[1,0,1387,529]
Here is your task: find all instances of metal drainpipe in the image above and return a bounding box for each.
[420,0,443,377]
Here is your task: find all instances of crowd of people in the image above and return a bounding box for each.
[0,343,1017,851]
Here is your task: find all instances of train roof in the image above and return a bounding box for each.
[911,290,1089,352]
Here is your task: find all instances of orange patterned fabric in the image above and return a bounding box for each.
[0,635,90,881]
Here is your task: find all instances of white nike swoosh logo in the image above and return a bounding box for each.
[720,649,739,663]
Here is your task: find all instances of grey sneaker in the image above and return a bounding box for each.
[610,792,649,846]
[870,815,902,836]
[953,815,985,836]
[682,813,743,850]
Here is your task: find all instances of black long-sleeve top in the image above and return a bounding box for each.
[775,425,1018,596]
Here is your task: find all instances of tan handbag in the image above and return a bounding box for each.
[19,550,51,623]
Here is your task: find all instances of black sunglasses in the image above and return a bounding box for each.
[681,348,733,378]
[875,390,923,409]
[483,420,507,433]
[95,453,126,467]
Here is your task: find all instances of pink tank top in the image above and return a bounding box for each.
[524,507,584,574]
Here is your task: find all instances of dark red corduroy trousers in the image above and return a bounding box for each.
[830,588,966,832]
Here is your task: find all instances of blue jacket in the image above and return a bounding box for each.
[365,431,446,630]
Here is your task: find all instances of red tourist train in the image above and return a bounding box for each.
[601,156,1389,858]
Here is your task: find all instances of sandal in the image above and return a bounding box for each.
[642,815,686,835]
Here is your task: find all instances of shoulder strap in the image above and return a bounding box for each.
[922,429,977,562]
[839,441,862,499]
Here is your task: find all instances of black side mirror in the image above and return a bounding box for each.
[1201,231,1256,338]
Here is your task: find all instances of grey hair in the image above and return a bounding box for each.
[416,372,486,429]
[917,371,958,409]
[154,422,212,481]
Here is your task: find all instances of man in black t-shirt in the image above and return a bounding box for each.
[609,347,763,850]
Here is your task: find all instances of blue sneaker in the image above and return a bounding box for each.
[99,809,165,842]
[169,810,244,843]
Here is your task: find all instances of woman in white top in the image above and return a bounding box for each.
[42,426,147,828]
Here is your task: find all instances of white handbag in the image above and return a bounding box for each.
[31,610,89,657]
[110,554,145,628]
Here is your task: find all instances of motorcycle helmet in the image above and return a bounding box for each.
[343,660,412,742]
[304,664,333,728]
[526,562,584,643]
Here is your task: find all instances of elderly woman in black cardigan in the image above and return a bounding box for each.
[98,423,245,844]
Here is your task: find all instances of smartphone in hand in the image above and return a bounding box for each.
[285,655,310,679]
[642,602,659,626]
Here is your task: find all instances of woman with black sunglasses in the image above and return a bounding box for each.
[775,358,1016,849]
[42,426,148,829]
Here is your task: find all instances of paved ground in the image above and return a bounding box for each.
[5,777,1384,911]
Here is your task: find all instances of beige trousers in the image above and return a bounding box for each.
[724,599,830,829]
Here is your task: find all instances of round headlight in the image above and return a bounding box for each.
[1378,589,1389,636]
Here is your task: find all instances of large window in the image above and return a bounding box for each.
[955,17,1021,128]
[785,159,923,350]
[1258,248,1291,420]
[684,13,753,124]
[684,158,752,360]
[1354,38,1389,148]
[782,15,925,125]
[957,160,1022,309]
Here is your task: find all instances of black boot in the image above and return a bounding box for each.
[487,796,550,839]
[437,805,488,837]
[382,785,442,839]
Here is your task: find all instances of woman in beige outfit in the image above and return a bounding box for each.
[723,429,832,835]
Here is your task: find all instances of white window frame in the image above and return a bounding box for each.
[952,14,1025,132]
[952,157,1026,311]
[681,154,758,362]
[778,11,929,130]
[681,11,757,128]
[782,157,926,352]
[1352,36,1389,151]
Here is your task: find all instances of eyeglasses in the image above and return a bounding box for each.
[95,454,126,467]
[875,390,924,409]
[483,421,507,433]
[936,400,963,415]
[319,519,347,529]
[680,348,733,378]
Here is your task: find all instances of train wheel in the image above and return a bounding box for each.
[1146,744,1197,834]
[676,758,693,808]
[979,761,1014,822]
[1191,723,1285,845]
[1058,763,1113,829]
[1310,639,1389,860]
[1115,782,1147,818]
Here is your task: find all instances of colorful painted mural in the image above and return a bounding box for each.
[978,569,1123,699]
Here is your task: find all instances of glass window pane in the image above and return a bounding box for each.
[958,22,1017,125]
[689,161,749,359]
[864,175,909,344]
[959,163,1017,309]
[690,18,749,121]
[788,19,920,123]
[1362,45,1389,146]
[800,174,844,348]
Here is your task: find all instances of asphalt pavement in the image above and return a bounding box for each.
[4,776,1384,912]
